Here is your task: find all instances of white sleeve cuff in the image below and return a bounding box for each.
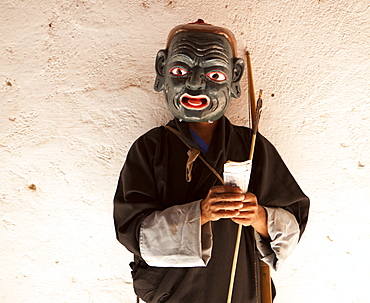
[140,200,212,267]
[255,206,300,270]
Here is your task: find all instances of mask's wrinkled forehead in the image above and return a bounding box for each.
[168,32,233,64]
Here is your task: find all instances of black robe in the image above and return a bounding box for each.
[114,116,309,303]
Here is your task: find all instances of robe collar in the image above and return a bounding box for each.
[166,116,234,170]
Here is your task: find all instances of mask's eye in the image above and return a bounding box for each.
[206,71,227,82]
[170,67,188,76]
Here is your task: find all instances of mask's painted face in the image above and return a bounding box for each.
[154,32,244,122]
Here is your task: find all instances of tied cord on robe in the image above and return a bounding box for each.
[165,126,224,184]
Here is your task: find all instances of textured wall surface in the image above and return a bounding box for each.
[1,1,369,302]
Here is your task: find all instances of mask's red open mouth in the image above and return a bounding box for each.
[180,94,210,110]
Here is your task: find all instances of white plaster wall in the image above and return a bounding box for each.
[1,1,369,302]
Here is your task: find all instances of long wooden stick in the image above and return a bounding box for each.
[226,91,262,303]
[227,50,268,303]
[226,52,258,303]
[226,223,243,303]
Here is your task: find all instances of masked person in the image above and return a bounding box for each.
[114,20,309,303]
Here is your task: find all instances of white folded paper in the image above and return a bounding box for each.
[223,160,252,193]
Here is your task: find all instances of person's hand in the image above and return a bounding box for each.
[201,187,269,239]
[231,192,269,239]
[231,192,260,226]
[200,185,245,225]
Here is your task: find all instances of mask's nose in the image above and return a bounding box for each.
[185,67,206,91]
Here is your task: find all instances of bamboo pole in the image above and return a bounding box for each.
[227,50,271,303]
[227,92,262,303]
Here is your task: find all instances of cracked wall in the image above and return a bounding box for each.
[1,1,369,302]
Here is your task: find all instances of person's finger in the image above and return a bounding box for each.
[238,202,257,212]
[212,201,244,211]
[209,185,243,194]
[209,210,241,221]
[209,192,245,203]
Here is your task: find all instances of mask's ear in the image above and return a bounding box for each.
[230,57,245,98]
[154,49,167,92]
